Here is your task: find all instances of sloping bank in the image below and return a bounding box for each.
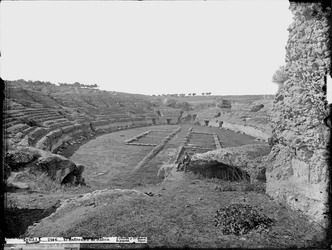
[221,121,271,141]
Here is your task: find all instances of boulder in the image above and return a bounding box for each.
[189,144,270,182]
[157,164,177,180]
[5,148,39,170]
[36,154,76,184]
[8,182,30,190]
[250,104,264,112]
[5,146,85,185]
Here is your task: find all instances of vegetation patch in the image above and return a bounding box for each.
[214,204,274,235]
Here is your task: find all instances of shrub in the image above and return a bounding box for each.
[214,204,274,235]
[272,66,288,86]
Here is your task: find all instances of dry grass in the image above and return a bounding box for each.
[37,172,327,249]
[12,169,86,193]
[206,177,266,193]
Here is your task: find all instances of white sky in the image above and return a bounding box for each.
[1,0,293,96]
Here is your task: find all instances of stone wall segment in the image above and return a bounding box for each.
[266,1,331,235]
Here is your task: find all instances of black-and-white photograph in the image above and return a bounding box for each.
[1,0,331,249]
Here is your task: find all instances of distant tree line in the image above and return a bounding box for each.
[6,79,56,86]
[152,92,212,97]
[58,82,99,89]
[5,79,99,89]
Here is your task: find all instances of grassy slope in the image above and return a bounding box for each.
[25,171,322,248]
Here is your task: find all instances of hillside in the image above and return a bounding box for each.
[4,80,274,152]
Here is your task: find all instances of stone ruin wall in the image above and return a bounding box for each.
[34,118,158,152]
[266,1,331,233]
[35,123,92,152]
[202,118,272,141]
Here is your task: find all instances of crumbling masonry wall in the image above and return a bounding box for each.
[266,1,331,232]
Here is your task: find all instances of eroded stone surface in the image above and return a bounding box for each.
[189,144,270,182]
[5,146,85,185]
[157,164,177,180]
[266,2,331,231]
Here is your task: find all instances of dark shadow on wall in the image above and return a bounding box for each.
[327,8,332,243]
[189,161,250,181]
[327,103,332,246]
[322,0,332,243]
[5,205,59,238]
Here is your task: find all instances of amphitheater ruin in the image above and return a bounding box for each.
[3,0,331,248]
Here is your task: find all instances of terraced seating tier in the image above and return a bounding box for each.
[144,113,160,119]
[21,127,37,138]
[3,117,18,123]
[73,115,95,122]
[47,121,75,130]
[43,118,69,127]
[35,123,92,152]
[29,115,65,124]
[28,127,51,145]
[4,120,22,129]
[132,117,144,121]
[91,120,117,126]
[6,124,30,135]
[61,125,76,134]
[118,118,132,122]
[5,109,61,118]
